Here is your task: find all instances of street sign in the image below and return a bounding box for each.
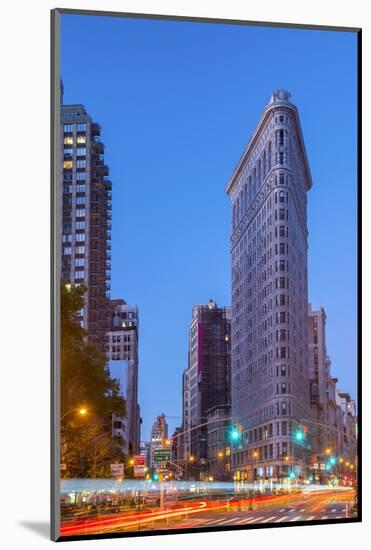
[134,466,146,477]
[134,455,145,466]
[110,463,124,477]
[153,449,171,462]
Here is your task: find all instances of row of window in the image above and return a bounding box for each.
[64,147,86,157]
[64,135,86,145]
[64,173,86,181]
[63,160,87,169]
[64,123,87,132]
[62,233,85,243]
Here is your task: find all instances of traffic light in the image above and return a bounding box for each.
[229,424,242,444]
[329,456,337,466]
[288,471,296,479]
[153,472,159,480]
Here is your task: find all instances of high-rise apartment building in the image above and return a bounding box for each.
[61,103,112,351]
[186,300,231,474]
[226,90,312,480]
[106,299,140,455]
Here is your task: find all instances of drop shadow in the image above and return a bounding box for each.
[18,521,50,539]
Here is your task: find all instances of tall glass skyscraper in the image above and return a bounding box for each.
[226,90,313,481]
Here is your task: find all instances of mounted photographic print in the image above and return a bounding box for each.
[51,8,361,542]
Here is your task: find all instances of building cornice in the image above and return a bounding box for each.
[225,98,313,196]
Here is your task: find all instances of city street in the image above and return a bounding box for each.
[60,487,356,537]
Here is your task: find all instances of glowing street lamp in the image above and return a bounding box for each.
[217,451,224,458]
[325,448,331,455]
[189,455,195,462]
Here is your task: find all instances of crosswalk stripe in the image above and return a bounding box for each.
[235,517,253,525]
[261,516,277,523]
[307,516,315,521]
[275,516,289,523]
[245,516,265,523]
[203,518,228,526]
[336,516,342,519]
[289,516,302,522]
[279,509,286,512]
[331,509,337,512]
[322,516,328,520]
[222,517,243,525]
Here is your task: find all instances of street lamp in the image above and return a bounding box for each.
[61,406,88,422]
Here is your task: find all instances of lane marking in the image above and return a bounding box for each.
[261,516,277,523]
[331,509,337,513]
[275,516,289,523]
[279,509,286,512]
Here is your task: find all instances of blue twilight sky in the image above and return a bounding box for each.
[61,14,358,440]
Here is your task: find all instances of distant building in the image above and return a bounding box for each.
[226,90,313,481]
[106,299,140,456]
[150,414,168,469]
[207,405,232,480]
[336,391,357,460]
[61,103,112,352]
[185,300,231,477]
[139,441,151,467]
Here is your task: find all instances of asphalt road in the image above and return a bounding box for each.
[60,488,356,537]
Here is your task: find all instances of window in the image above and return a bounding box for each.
[64,136,73,145]
[76,209,85,218]
[76,148,86,157]
[77,135,86,144]
[281,365,287,376]
[76,184,85,193]
[76,221,85,230]
[62,234,72,243]
[63,247,71,255]
[76,197,85,205]
[63,160,73,169]
[76,233,85,242]
[76,246,85,254]
[76,172,86,181]
[77,160,86,168]
[64,148,73,156]
[279,152,284,164]
[63,124,73,132]
[282,421,287,435]
[75,270,85,280]
[75,258,84,267]
[77,123,86,131]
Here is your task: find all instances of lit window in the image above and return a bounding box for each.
[77,135,86,144]
[63,160,73,169]
[64,148,73,156]
[64,136,73,145]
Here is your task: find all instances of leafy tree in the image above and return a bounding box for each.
[60,282,125,477]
